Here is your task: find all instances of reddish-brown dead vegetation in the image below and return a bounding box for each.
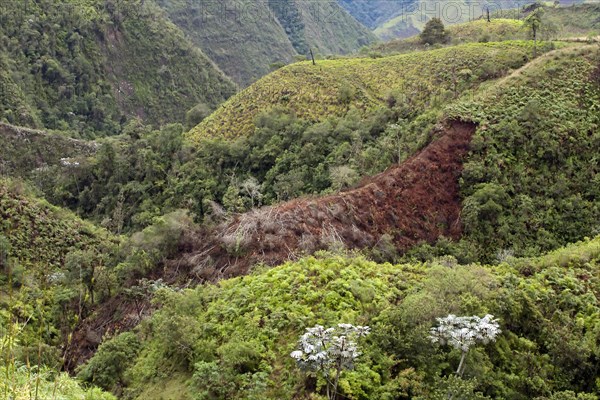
[179,120,476,280]
[66,120,475,369]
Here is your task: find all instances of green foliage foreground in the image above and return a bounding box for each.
[80,236,600,399]
[1,365,115,400]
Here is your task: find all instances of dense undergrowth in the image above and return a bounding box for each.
[0,177,197,388]
[1,365,115,400]
[446,44,600,260]
[0,179,115,270]
[76,236,600,400]
[0,179,117,373]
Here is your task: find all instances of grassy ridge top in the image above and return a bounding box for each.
[371,19,528,54]
[188,41,543,142]
[371,3,600,46]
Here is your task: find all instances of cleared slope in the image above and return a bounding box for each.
[182,120,474,279]
[0,0,235,137]
[183,42,599,277]
[188,41,544,141]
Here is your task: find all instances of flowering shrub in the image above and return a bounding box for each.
[291,323,370,399]
[430,314,501,376]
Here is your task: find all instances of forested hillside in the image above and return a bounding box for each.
[0,0,235,137]
[170,43,600,276]
[448,44,600,260]
[155,0,377,86]
[22,41,550,234]
[0,178,117,393]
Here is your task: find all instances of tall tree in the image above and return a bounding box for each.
[525,9,544,56]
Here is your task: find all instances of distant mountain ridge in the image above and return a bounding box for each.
[337,0,414,29]
[0,0,376,136]
[338,0,524,39]
[155,0,377,86]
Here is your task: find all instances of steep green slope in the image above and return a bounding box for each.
[0,0,235,137]
[84,236,600,399]
[0,178,118,382]
[188,41,548,141]
[0,178,115,274]
[293,1,376,55]
[154,0,297,87]
[176,42,598,269]
[155,0,376,87]
[448,44,600,259]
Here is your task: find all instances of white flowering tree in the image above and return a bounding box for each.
[290,323,370,400]
[429,314,501,377]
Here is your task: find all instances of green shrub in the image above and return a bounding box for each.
[77,332,141,392]
[420,18,450,45]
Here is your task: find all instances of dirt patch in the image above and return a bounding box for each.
[180,120,476,280]
[64,294,151,371]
